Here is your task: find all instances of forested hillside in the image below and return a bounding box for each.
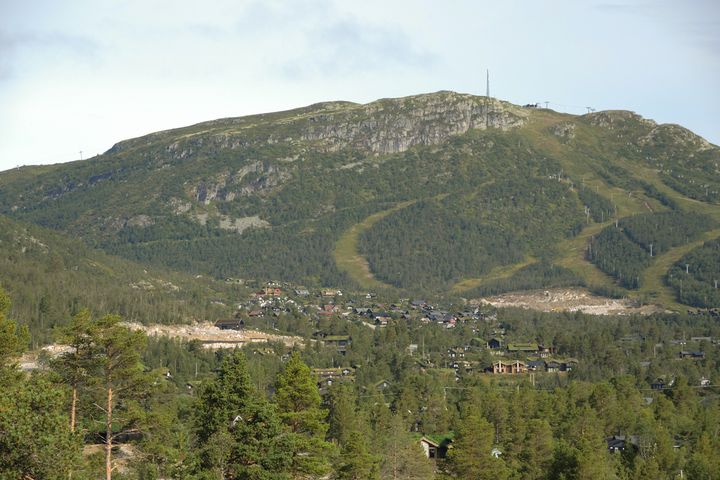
[1,91,719,306]
[0,215,236,345]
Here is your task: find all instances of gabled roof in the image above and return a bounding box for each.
[420,436,439,447]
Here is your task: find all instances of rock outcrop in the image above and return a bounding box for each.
[299,91,527,154]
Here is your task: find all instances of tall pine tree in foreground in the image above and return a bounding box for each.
[50,308,98,433]
[92,314,149,480]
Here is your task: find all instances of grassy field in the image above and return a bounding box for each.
[451,257,537,293]
[332,200,416,291]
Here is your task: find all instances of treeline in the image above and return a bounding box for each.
[588,212,713,289]
[667,239,720,308]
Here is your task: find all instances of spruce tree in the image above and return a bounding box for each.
[274,352,335,477]
[445,412,509,480]
[195,350,293,479]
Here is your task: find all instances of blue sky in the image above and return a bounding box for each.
[1,0,718,172]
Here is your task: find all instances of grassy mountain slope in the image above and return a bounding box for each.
[1,91,719,307]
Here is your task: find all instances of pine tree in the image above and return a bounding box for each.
[519,419,554,480]
[0,374,82,480]
[336,430,380,480]
[0,287,28,371]
[92,314,149,480]
[380,414,434,480]
[327,383,359,446]
[50,308,98,432]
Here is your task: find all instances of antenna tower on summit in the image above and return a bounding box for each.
[485,69,490,128]
[486,69,490,98]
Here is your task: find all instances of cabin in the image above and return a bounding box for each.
[651,378,673,390]
[678,351,705,359]
[410,299,426,309]
[537,345,553,358]
[214,319,245,331]
[374,379,392,390]
[323,335,352,355]
[447,348,465,359]
[374,312,391,326]
[419,436,451,460]
[487,338,503,350]
[606,435,639,453]
[546,360,562,373]
[314,367,355,392]
[492,360,526,374]
[526,360,546,371]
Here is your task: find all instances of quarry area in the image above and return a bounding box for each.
[19,322,303,371]
[478,288,667,316]
[123,321,304,348]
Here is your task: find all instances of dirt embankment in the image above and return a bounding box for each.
[477,288,667,315]
[123,322,304,348]
[18,323,303,369]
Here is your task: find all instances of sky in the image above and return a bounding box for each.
[1,0,718,172]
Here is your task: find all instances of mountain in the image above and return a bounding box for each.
[1,91,719,307]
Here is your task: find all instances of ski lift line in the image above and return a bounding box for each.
[545,102,594,112]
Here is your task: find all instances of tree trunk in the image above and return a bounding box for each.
[105,385,113,480]
[70,386,77,433]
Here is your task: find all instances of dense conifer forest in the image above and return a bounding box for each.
[2,284,719,479]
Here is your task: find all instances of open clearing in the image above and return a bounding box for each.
[332,200,415,291]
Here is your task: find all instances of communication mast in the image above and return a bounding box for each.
[485,69,491,128]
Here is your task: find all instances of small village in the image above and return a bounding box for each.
[215,281,716,396]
